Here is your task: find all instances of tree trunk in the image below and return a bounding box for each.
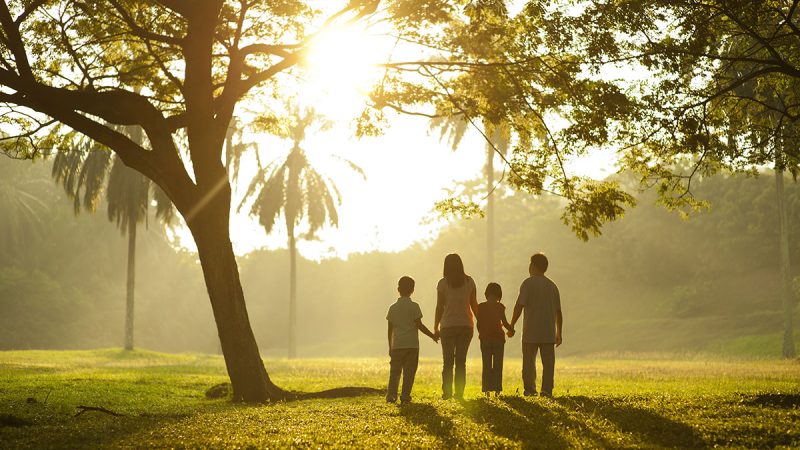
[775,164,796,358]
[124,212,136,351]
[288,225,298,359]
[189,202,288,402]
[486,137,495,282]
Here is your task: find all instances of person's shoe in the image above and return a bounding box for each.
[523,390,537,397]
[386,396,397,403]
[540,392,553,398]
[442,393,452,400]
[400,398,411,405]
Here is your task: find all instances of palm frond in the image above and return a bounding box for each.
[107,156,150,233]
[251,166,287,234]
[76,148,111,213]
[329,154,367,180]
[305,173,328,234]
[151,183,175,225]
[51,148,87,214]
[284,147,306,226]
[430,116,469,151]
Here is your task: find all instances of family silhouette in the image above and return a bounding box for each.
[386,253,563,404]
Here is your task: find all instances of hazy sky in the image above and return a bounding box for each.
[174,9,617,261]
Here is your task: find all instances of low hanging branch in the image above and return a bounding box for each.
[74,405,125,417]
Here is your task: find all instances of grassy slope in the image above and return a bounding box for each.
[0,349,798,449]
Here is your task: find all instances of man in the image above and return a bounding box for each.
[509,253,563,397]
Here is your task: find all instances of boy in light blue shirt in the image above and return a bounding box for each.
[386,276,438,403]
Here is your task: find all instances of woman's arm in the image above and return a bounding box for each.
[469,286,479,317]
[434,290,445,334]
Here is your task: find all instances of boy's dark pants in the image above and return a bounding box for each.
[440,326,473,398]
[387,348,419,402]
[522,343,555,395]
[480,340,504,392]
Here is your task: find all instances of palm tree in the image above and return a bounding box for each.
[241,108,364,358]
[0,159,49,263]
[51,126,173,351]
[431,117,509,281]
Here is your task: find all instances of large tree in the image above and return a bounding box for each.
[0,1,637,401]
[584,0,800,357]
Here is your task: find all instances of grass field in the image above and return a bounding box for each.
[0,349,798,449]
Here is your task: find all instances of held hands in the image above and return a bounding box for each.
[432,330,440,343]
[506,328,515,338]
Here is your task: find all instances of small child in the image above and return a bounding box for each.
[386,276,438,403]
[476,282,514,396]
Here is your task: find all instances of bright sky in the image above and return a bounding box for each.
[173,10,616,261]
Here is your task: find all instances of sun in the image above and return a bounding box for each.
[300,24,388,115]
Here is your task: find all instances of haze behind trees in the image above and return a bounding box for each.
[1,157,796,359]
[0,0,799,401]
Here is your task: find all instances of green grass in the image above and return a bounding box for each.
[1,349,798,449]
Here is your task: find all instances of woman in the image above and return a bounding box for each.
[434,253,478,400]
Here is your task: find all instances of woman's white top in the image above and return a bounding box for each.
[437,275,476,328]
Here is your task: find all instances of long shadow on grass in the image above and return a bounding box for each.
[398,403,458,447]
[464,398,575,449]
[556,396,706,448]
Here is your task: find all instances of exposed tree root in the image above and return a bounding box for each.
[74,406,124,417]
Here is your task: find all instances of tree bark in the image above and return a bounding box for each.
[775,163,796,358]
[288,224,298,359]
[124,211,136,351]
[188,194,288,402]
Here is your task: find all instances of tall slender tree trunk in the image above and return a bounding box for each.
[288,224,298,359]
[775,158,796,358]
[486,138,495,282]
[124,210,137,351]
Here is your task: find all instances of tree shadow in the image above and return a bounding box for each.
[745,393,800,409]
[397,403,458,447]
[204,383,385,402]
[556,396,706,448]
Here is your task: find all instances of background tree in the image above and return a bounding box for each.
[374,1,637,240]
[51,125,173,351]
[583,0,800,357]
[431,117,509,281]
[241,108,364,359]
[0,160,48,263]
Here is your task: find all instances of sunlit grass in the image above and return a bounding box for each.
[0,350,798,448]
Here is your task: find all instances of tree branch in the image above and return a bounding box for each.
[0,0,32,79]
[153,0,190,18]
[108,0,185,46]
[13,0,47,25]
